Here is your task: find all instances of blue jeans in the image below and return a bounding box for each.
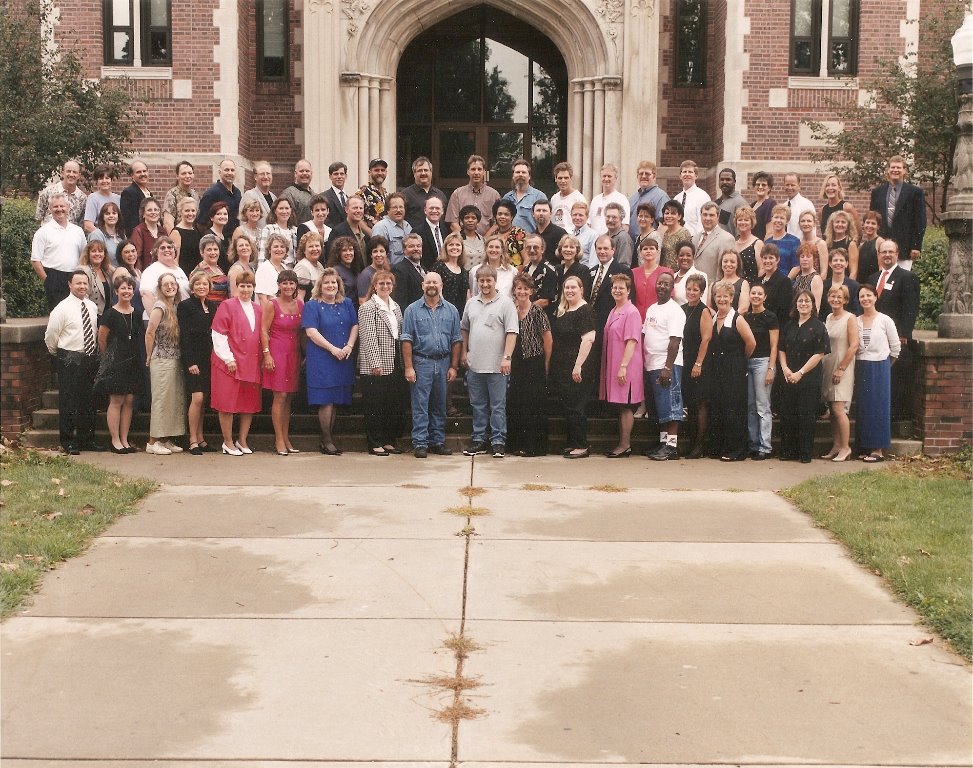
[410,356,448,447]
[747,356,773,454]
[466,370,509,445]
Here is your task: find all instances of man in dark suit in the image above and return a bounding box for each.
[322,162,350,228]
[119,160,152,237]
[413,197,450,271]
[589,235,635,331]
[326,194,370,263]
[869,155,926,268]
[868,239,919,419]
[392,233,426,308]
[400,156,448,230]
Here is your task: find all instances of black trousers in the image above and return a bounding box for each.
[778,370,823,461]
[44,269,73,311]
[360,370,407,448]
[890,340,915,420]
[556,375,589,449]
[57,349,99,448]
[507,354,549,456]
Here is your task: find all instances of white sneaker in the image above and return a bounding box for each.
[146,442,172,455]
[163,441,184,453]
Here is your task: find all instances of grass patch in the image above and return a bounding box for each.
[433,701,487,724]
[443,505,490,517]
[458,486,487,499]
[399,483,430,489]
[781,453,972,660]
[444,633,483,659]
[521,483,555,491]
[587,483,628,493]
[410,673,482,693]
[0,449,156,616]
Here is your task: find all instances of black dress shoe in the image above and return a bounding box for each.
[429,444,453,455]
[64,444,80,456]
[110,445,127,455]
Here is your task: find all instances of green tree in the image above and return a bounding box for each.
[0,0,141,195]
[803,2,967,222]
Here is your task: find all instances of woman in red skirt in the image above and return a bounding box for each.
[211,270,263,455]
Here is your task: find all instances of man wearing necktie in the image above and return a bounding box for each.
[867,240,919,419]
[675,160,711,238]
[321,161,349,228]
[415,197,450,271]
[44,271,106,454]
[869,155,926,270]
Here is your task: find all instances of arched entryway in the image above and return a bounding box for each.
[395,6,568,198]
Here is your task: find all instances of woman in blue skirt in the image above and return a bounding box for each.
[854,283,901,462]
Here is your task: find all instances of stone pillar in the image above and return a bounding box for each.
[939,13,973,339]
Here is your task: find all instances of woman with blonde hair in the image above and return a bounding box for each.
[210,270,263,455]
[824,209,860,278]
[821,283,858,462]
[255,232,290,302]
[733,205,763,283]
[819,174,859,233]
[797,209,830,276]
[788,241,825,315]
[238,198,263,244]
[434,231,470,317]
[708,279,756,460]
[710,249,750,313]
[555,234,592,302]
[259,197,298,266]
[77,240,114,319]
[303,267,359,454]
[178,270,218,454]
[171,197,202,275]
[294,231,325,302]
[227,230,257,297]
[144,272,185,455]
[551,275,597,458]
[470,234,515,298]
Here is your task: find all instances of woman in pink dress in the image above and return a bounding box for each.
[261,269,304,455]
[210,270,263,455]
[599,273,645,457]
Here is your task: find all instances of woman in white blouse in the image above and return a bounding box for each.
[853,283,901,462]
[258,197,298,266]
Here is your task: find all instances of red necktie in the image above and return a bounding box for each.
[877,270,889,298]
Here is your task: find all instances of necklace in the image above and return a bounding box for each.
[122,309,134,340]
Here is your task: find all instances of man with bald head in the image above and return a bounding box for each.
[239,160,276,228]
[280,159,315,225]
[36,159,87,227]
[199,158,242,233]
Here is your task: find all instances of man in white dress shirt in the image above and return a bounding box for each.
[783,172,816,238]
[44,270,104,454]
[673,160,711,238]
[31,193,87,309]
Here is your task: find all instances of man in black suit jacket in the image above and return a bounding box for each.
[322,162,350,228]
[868,239,920,419]
[120,160,152,237]
[589,234,636,331]
[868,155,926,266]
[413,197,450,271]
[392,233,426,308]
[326,194,370,263]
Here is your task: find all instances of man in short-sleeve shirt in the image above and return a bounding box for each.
[642,270,685,461]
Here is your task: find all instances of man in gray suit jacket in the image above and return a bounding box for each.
[693,202,736,283]
[239,161,276,228]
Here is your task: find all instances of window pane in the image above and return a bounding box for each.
[675,0,706,86]
[831,0,851,35]
[484,39,529,123]
[397,47,433,122]
[435,38,481,123]
[397,126,432,186]
[146,0,168,25]
[148,29,168,62]
[531,61,563,195]
[793,0,814,36]
[112,30,132,62]
[112,0,131,25]
[831,41,851,73]
[793,40,814,72]
[438,131,477,179]
[488,131,524,180]
[259,0,287,79]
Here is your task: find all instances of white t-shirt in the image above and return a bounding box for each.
[140,262,190,320]
[588,190,630,235]
[550,190,587,230]
[642,299,685,370]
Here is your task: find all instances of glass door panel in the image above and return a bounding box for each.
[436,128,478,196]
[487,130,525,186]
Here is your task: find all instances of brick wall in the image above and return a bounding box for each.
[1,322,53,440]
[914,338,973,455]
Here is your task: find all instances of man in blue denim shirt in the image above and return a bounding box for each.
[401,272,462,458]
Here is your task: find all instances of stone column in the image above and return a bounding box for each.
[939,12,973,339]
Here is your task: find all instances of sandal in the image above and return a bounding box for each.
[368,447,389,456]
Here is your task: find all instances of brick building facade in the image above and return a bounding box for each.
[51,0,946,213]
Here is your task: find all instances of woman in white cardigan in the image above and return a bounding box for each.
[853,282,901,462]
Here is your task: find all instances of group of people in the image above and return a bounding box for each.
[39,152,921,461]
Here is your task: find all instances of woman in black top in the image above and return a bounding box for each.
[508,274,553,456]
[178,270,219,454]
[778,289,831,463]
[681,274,713,458]
[708,280,757,461]
[743,284,779,459]
[551,276,597,458]
[554,235,592,302]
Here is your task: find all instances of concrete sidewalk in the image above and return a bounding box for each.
[2,454,970,766]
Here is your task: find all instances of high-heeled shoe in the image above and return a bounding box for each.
[222,443,243,456]
[832,450,852,462]
[605,448,632,458]
[320,443,342,455]
[234,441,253,455]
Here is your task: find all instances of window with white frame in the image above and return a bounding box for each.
[790,0,859,77]
[103,0,171,67]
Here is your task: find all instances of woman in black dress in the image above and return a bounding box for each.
[178,270,219,455]
[681,274,713,458]
[708,279,756,461]
[551,275,597,459]
[434,232,471,418]
[94,274,144,453]
[508,273,553,456]
[554,235,592,302]
[778,289,831,463]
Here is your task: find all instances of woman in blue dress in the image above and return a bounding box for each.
[302,267,359,455]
